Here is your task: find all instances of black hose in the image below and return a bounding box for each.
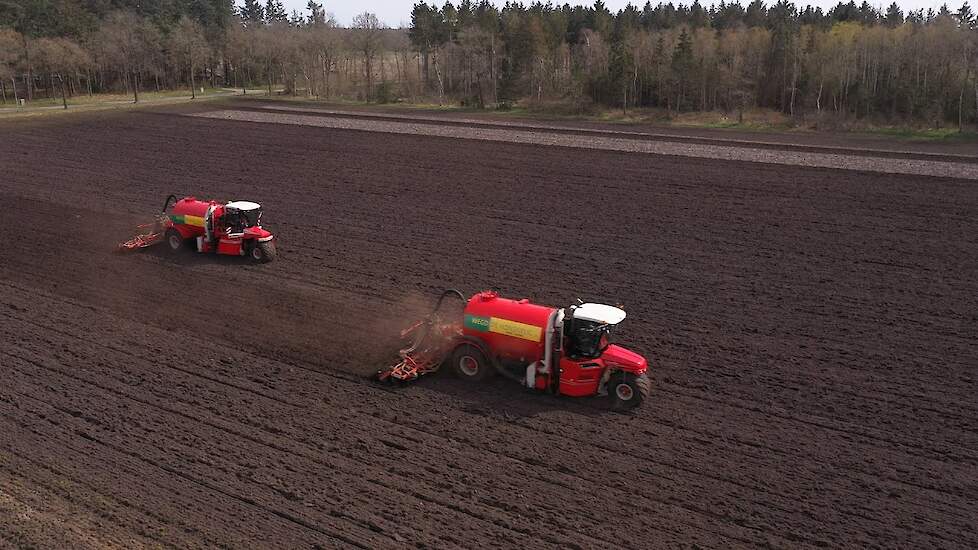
[431,288,465,315]
[161,194,178,213]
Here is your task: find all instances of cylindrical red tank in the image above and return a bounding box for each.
[462,291,555,362]
[170,197,219,238]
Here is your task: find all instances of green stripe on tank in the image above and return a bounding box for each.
[464,314,490,332]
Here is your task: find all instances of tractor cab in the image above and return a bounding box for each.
[563,303,626,359]
[554,302,647,403]
[222,201,263,235]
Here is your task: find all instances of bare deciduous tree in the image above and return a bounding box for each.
[350,12,383,101]
[35,37,91,108]
[100,11,160,103]
[168,17,211,99]
[0,28,22,104]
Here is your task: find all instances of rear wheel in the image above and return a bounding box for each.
[165,229,185,253]
[608,372,650,411]
[251,241,276,263]
[450,344,492,382]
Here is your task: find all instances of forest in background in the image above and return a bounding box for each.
[0,0,976,128]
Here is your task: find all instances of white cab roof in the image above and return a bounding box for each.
[573,303,626,324]
[226,201,261,211]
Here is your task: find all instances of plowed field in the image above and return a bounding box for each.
[0,103,976,549]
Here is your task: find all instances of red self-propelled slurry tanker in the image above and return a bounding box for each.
[378,290,651,410]
[119,195,276,262]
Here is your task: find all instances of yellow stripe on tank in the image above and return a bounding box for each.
[489,317,543,342]
[183,215,205,227]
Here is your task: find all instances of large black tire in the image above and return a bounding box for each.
[165,229,185,253]
[608,372,650,411]
[450,344,492,382]
[250,241,276,263]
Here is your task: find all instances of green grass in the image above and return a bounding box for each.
[371,99,978,141]
[0,87,230,112]
[255,94,486,113]
[857,126,978,141]
[672,120,792,132]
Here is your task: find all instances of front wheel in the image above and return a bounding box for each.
[250,240,276,263]
[450,344,492,382]
[608,372,650,411]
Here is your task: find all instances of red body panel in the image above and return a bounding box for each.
[171,197,215,218]
[217,238,244,256]
[601,344,648,374]
[244,227,273,240]
[558,357,607,396]
[461,291,555,362]
[555,348,646,396]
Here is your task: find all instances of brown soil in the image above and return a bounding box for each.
[0,106,975,548]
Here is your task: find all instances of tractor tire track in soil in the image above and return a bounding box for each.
[0,106,976,548]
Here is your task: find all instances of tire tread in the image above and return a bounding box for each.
[255,241,276,263]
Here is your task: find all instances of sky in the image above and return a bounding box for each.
[278,0,958,28]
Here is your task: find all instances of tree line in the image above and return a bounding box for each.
[0,0,975,126]
[0,0,406,106]
[409,0,978,126]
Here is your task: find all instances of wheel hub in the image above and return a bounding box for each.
[458,356,479,376]
[168,235,181,250]
[615,383,634,401]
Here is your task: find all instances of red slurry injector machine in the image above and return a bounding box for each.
[378,290,651,410]
[119,195,276,262]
